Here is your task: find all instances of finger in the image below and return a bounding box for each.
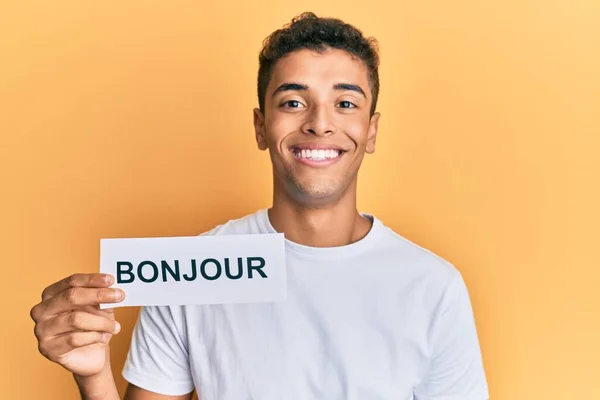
[30,303,43,322]
[80,304,115,319]
[39,311,120,338]
[40,332,109,360]
[31,298,114,324]
[42,274,114,301]
[43,287,125,317]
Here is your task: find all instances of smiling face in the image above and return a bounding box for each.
[253,48,380,207]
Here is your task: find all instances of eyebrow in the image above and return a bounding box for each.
[333,83,366,98]
[272,82,367,98]
[272,83,308,96]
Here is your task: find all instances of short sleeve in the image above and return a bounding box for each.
[122,306,194,396]
[414,271,489,400]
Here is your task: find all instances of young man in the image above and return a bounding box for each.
[30,12,489,400]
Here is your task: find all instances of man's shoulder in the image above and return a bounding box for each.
[374,218,461,283]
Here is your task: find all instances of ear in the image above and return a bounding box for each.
[365,112,380,154]
[253,108,268,151]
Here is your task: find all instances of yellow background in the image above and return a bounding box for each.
[2,1,599,399]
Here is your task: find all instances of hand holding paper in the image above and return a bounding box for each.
[29,273,124,377]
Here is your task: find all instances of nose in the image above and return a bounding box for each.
[301,105,335,137]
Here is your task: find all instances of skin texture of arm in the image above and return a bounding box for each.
[123,384,193,400]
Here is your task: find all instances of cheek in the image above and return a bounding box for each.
[343,121,370,148]
[265,113,297,146]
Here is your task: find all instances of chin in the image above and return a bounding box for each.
[285,179,348,208]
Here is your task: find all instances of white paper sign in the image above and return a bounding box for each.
[99,233,286,308]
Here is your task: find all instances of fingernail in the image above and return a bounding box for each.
[114,322,121,334]
[104,275,114,285]
[102,332,110,342]
[114,289,124,301]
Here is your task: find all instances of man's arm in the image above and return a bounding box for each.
[121,306,196,397]
[74,367,194,400]
[30,273,195,400]
[73,364,120,400]
[30,273,122,400]
[123,383,193,400]
[414,270,489,399]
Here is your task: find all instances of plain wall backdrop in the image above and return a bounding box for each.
[1,1,599,399]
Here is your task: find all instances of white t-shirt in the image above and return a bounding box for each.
[122,209,489,399]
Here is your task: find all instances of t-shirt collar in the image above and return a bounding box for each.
[255,208,384,260]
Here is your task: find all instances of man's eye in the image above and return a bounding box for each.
[282,100,303,108]
[338,101,356,109]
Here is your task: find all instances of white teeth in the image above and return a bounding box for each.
[294,148,342,160]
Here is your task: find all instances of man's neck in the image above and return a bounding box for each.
[268,189,372,248]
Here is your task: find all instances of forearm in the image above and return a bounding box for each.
[74,364,120,400]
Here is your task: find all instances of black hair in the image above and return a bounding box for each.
[257,12,380,115]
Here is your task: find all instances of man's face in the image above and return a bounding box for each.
[254,48,380,206]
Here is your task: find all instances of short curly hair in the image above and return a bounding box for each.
[258,12,380,116]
